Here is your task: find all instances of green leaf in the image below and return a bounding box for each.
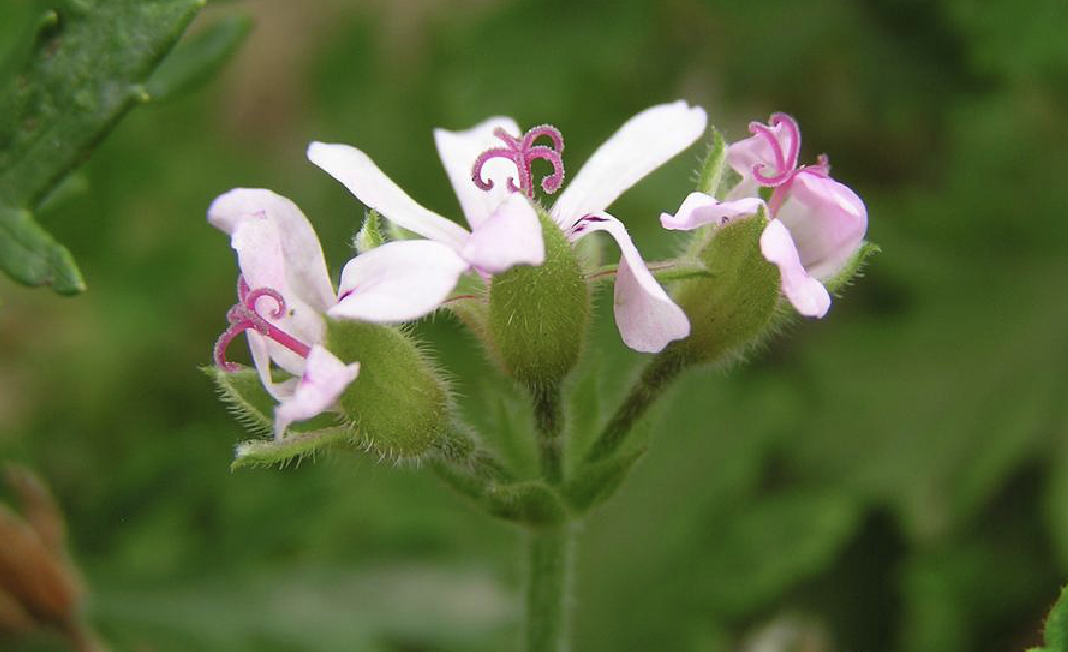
[565,448,645,512]
[0,0,206,293]
[144,14,252,102]
[1044,585,1068,652]
[0,202,84,294]
[483,480,566,526]
[697,491,862,617]
[231,427,352,470]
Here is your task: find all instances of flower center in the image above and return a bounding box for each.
[213,276,311,372]
[748,113,831,215]
[471,124,566,199]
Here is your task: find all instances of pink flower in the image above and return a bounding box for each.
[209,189,467,438]
[308,101,707,353]
[661,113,867,318]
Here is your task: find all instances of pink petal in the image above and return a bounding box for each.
[247,331,299,401]
[775,172,867,281]
[573,213,690,353]
[209,189,335,313]
[660,192,766,230]
[307,142,471,251]
[726,119,793,181]
[229,217,325,376]
[330,240,468,322]
[760,219,830,318]
[461,193,544,273]
[434,117,522,230]
[274,345,359,439]
[551,101,707,229]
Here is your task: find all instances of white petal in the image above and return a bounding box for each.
[551,101,707,229]
[461,193,544,273]
[274,345,359,439]
[330,240,468,322]
[307,141,471,251]
[246,330,301,401]
[661,192,766,230]
[434,117,522,229]
[572,213,690,353]
[775,172,867,281]
[760,219,830,318]
[209,188,335,313]
[230,219,325,374]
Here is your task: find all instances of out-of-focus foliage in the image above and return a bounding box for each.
[0,0,250,296]
[0,0,1065,650]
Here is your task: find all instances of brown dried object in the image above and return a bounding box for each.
[0,463,108,652]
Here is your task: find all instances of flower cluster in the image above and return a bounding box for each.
[209,106,868,440]
[662,112,867,317]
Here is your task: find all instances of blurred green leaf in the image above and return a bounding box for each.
[1043,585,1068,652]
[145,14,252,102]
[93,564,513,652]
[0,201,84,293]
[564,448,645,512]
[0,0,205,293]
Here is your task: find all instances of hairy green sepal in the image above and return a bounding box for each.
[326,320,450,460]
[489,209,589,390]
[826,241,880,295]
[673,211,781,366]
[232,428,351,470]
[353,209,385,253]
[203,365,275,437]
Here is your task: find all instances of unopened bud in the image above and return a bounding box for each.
[489,209,589,390]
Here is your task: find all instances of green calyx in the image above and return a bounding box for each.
[673,210,781,367]
[326,319,451,460]
[488,208,589,391]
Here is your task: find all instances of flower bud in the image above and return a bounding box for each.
[672,211,781,366]
[325,319,452,460]
[488,208,589,390]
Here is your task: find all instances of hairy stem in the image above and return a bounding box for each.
[525,523,573,652]
[532,383,564,484]
[584,348,687,464]
[430,427,514,501]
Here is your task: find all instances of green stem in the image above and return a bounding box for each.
[525,523,573,652]
[584,348,687,464]
[532,384,564,484]
[430,426,514,501]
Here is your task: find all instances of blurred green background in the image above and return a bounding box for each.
[2,0,1067,650]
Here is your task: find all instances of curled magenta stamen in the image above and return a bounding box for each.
[471,124,566,198]
[213,276,311,371]
[770,113,800,171]
[749,113,802,187]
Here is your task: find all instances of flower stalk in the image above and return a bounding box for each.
[525,523,574,652]
[584,345,688,464]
